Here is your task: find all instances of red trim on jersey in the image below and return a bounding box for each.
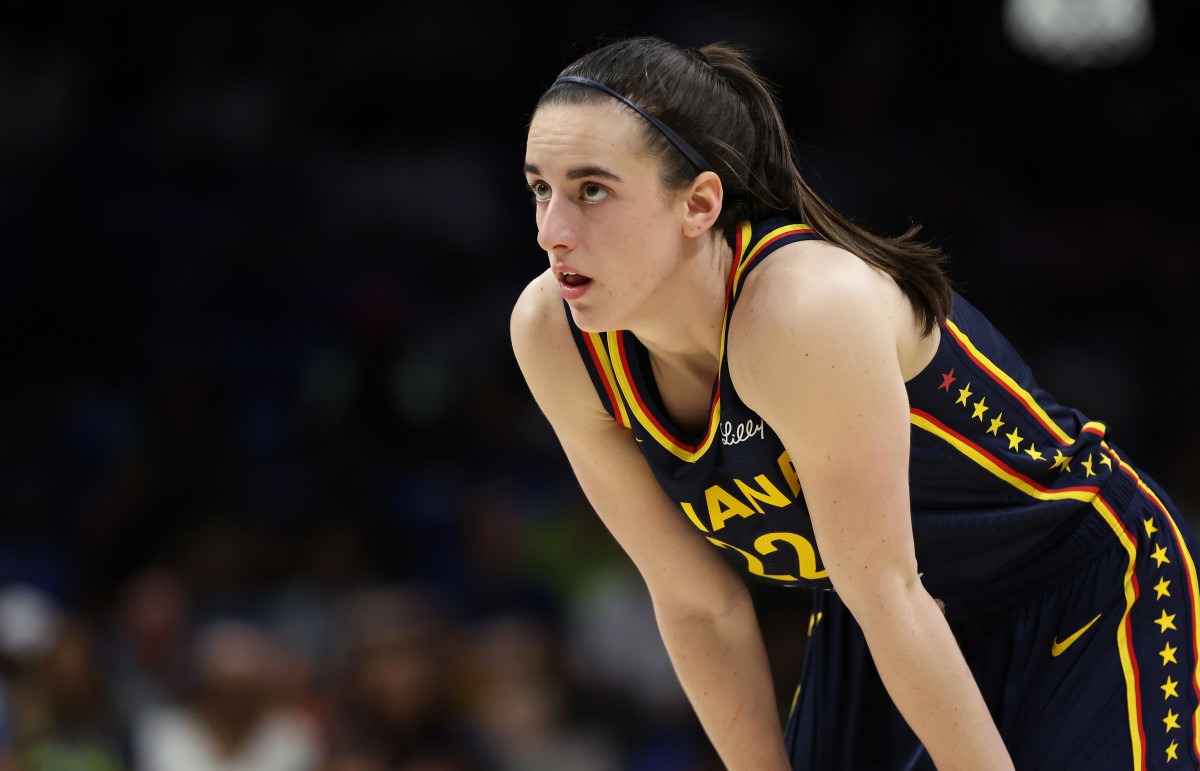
[747,226,815,263]
[942,322,1066,442]
[582,333,628,428]
[731,225,815,294]
[1108,445,1200,756]
[1123,580,1149,770]
[613,332,710,453]
[910,408,1103,498]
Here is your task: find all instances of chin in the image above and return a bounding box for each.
[565,303,618,334]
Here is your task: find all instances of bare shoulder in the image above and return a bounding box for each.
[511,270,565,346]
[510,270,609,423]
[730,240,904,348]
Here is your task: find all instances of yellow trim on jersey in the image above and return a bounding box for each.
[607,330,722,463]
[909,412,1097,504]
[730,223,815,296]
[1105,443,1200,753]
[607,221,814,463]
[945,319,1074,445]
[585,332,631,428]
[1091,494,1145,769]
[913,413,1145,767]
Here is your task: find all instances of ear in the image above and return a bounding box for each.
[680,171,724,238]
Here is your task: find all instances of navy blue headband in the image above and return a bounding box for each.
[551,75,712,173]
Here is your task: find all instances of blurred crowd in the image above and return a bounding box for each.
[0,560,751,770]
[1,1,1197,769]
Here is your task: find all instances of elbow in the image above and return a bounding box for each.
[649,574,751,629]
[830,566,928,627]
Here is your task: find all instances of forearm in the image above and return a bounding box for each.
[654,590,791,771]
[854,585,1013,771]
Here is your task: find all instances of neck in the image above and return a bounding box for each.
[633,232,735,370]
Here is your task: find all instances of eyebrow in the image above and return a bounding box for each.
[523,163,623,183]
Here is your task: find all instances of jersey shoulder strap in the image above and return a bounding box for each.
[724,218,822,306]
[562,218,821,427]
[564,311,631,428]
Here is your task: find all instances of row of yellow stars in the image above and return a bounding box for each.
[941,373,1187,761]
[1146,516,1186,762]
[952,381,1113,476]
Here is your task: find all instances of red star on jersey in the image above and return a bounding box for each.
[939,368,957,392]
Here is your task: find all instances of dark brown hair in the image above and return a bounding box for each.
[537,36,952,335]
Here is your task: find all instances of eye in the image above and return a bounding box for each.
[580,183,609,203]
[529,180,551,202]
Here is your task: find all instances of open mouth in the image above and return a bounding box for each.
[559,270,592,287]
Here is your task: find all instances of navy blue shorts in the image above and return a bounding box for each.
[785,469,1200,770]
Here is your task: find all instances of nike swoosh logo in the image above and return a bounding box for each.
[1051,613,1102,657]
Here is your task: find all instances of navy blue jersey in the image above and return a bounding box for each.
[566,216,1200,767]
[568,216,1122,595]
[567,220,830,587]
[564,214,1200,763]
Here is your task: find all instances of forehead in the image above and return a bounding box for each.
[525,102,651,174]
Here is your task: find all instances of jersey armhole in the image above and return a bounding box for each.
[563,302,631,429]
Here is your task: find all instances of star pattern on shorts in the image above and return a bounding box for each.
[924,356,1184,761]
[1050,449,1072,473]
[1143,506,1185,762]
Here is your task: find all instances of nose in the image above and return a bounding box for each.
[536,196,577,255]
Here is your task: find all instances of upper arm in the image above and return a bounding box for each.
[511,273,745,617]
[727,244,920,612]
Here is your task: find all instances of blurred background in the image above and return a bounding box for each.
[1,1,1197,769]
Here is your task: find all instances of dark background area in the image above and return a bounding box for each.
[1,1,1197,769]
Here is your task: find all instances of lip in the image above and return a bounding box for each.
[554,265,593,301]
[559,279,591,302]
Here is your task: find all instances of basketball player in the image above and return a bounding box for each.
[511,36,1200,770]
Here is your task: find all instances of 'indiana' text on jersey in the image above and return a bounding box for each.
[567,217,1122,599]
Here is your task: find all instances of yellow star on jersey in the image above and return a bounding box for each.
[1081,454,1095,478]
[1160,642,1179,666]
[972,397,988,421]
[1025,445,1044,461]
[987,413,1004,436]
[1166,740,1179,761]
[1006,427,1023,451]
[1155,577,1172,600]
[1152,544,1171,568]
[1050,449,1073,472]
[1156,609,1178,633]
[1162,675,1180,700]
[1100,454,1113,470]
[1164,709,1181,732]
[956,383,973,406]
[1146,517,1160,537]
